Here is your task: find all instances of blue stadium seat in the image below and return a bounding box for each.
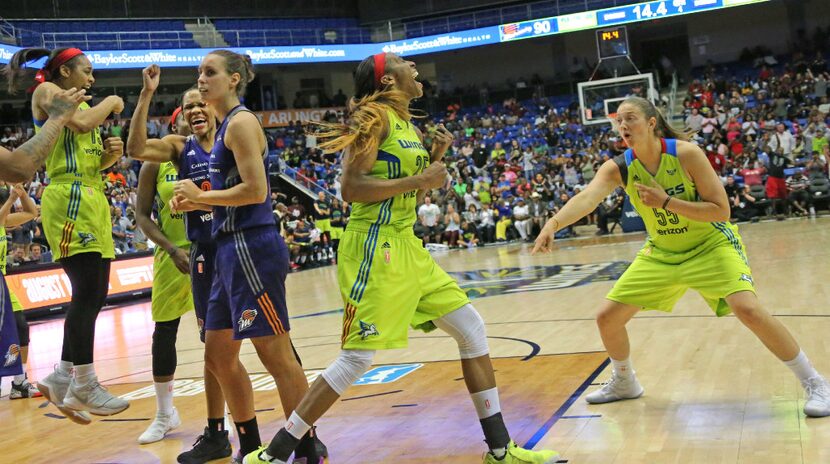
[557,0,585,15]
[530,1,558,18]
[501,6,528,23]
[472,11,500,28]
[221,32,238,46]
[91,41,118,50]
[449,14,475,32]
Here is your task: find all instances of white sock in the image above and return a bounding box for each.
[13,363,26,383]
[154,380,175,415]
[224,404,233,438]
[470,387,502,419]
[611,357,634,378]
[491,448,507,459]
[74,363,96,386]
[284,411,311,440]
[785,350,820,383]
[58,360,73,376]
[258,450,286,464]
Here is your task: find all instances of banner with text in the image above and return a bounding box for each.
[256,107,345,128]
[0,0,768,69]
[6,255,154,312]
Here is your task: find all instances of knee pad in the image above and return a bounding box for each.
[151,319,181,377]
[434,304,489,359]
[14,311,29,347]
[321,349,375,395]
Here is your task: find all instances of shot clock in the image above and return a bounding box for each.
[596,26,630,59]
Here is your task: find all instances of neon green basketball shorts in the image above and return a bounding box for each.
[606,233,755,317]
[151,246,195,322]
[316,218,332,234]
[42,182,115,260]
[338,223,470,350]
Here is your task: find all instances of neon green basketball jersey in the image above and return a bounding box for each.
[155,162,189,249]
[622,138,736,254]
[348,109,431,229]
[35,102,104,185]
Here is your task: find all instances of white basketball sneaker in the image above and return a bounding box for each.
[803,376,830,417]
[36,367,92,425]
[585,372,644,404]
[63,376,130,416]
[138,407,181,444]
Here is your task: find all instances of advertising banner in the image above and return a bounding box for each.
[5,254,154,313]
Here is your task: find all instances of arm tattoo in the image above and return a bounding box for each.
[14,119,63,173]
[45,95,76,118]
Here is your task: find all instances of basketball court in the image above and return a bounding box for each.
[3,218,829,463]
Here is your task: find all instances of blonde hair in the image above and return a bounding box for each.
[314,89,415,161]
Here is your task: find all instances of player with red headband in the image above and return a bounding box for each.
[0,68,88,415]
[245,52,559,464]
[5,47,128,422]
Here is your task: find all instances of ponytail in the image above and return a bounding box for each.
[622,96,696,142]
[3,48,51,94]
[311,53,421,162]
[3,47,85,94]
[313,89,415,162]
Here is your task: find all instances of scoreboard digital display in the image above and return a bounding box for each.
[0,0,771,68]
[597,26,629,59]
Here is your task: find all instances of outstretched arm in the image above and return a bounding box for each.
[533,159,623,253]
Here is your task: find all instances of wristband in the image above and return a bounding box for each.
[662,196,672,210]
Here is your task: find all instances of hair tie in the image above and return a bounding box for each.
[27,47,84,93]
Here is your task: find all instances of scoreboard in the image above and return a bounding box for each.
[0,0,770,68]
[499,0,768,41]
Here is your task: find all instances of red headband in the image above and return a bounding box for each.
[373,53,386,88]
[170,106,183,126]
[27,48,85,93]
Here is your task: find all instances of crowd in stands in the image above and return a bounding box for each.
[272,56,830,255]
[3,45,830,270]
[681,47,830,221]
